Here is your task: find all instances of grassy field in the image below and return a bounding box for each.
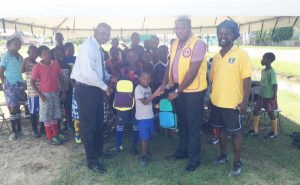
[249,58,300,78]
[50,89,300,185]
[5,44,299,184]
[206,52,300,78]
[240,45,300,50]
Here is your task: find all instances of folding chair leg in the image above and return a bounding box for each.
[277,112,282,131]
[0,116,11,134]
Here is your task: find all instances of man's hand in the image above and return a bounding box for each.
[236,101,247,114]
[105,88,112,96]
[168,92,178,101]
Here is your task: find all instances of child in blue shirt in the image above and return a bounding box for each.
[0,37,26,140]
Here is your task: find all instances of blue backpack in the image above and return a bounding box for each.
[159,99,177,129]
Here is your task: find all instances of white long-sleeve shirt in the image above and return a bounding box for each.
[70,36,109,91]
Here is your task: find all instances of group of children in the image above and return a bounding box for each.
[0,35,76,145]
[0,32,279,166]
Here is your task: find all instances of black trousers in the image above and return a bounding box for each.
[173,90,205,165]
[75,83,104,165]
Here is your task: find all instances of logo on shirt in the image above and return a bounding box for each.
[183,47,192,58]
[228,57,236,64]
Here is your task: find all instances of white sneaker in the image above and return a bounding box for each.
[9,133,17,140]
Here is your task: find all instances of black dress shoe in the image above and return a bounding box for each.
[185,163,200,172]
[165,153,188,160]
[98,152,113,159]
[87,163,107,174]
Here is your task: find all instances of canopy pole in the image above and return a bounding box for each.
[15,23,17,32]
[73,18,75,34]
[259,21,264,45]
[271,17,279,37]
[289,16,299,33]
[120,28,123,40]
[56,18,68,30]
[206,34,209,52]
[31,25,34,35]
[43,26,46,37]
[248,23,251,33]
[2,18,6,33]
[141,17,146,30]
[67,26,69,40]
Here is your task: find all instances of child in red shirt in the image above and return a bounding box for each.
[31,45,66,145]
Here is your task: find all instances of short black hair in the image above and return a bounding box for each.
[175,16,191,27]
[96,23,112,31]
[264,52,276,62]
[217,20,240,40]
[139,70,152,77]
[151,35,159,41]
[28,45,38,51]
[159,45,168,51]
[38,45,50,57]
[131,32,140,39]
[6,37,21,47]
[64,42,74,50]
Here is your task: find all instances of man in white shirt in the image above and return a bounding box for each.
[70,23,111,174]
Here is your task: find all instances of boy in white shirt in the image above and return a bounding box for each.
[135,71,161,166]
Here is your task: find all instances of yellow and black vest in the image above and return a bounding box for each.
[169,34,207,92]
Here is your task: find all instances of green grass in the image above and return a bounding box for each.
[51,89,300,185]
[206,52,300,78]
[240,45,300,50]
[250,58,300,78]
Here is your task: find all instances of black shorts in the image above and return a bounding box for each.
[209,104,242,134]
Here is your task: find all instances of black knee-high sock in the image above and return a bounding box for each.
[10,121,17,133]
[30,114,38,132]
[16,115,21,132]
[10,114,19,133]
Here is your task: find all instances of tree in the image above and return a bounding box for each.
[271,27,293,43]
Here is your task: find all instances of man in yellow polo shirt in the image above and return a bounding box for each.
[210,20,251,176]
[159,16,207,172]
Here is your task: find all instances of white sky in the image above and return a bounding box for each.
[1,0,299,17]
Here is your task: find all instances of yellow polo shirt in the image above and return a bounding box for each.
[210,46,252,109]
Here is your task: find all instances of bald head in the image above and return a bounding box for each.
[94,23,111,44]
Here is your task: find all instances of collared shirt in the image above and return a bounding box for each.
[210,46,252,109]
[70,36,109,90]
[0,52,23,85]
[171,36,206,83]
[31,60,62,93]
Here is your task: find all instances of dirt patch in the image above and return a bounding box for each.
[0,119,85,185]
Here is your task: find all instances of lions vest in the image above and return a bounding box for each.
[169,34,207,92]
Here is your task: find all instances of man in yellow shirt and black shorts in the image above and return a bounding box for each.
[210,20,252,176]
